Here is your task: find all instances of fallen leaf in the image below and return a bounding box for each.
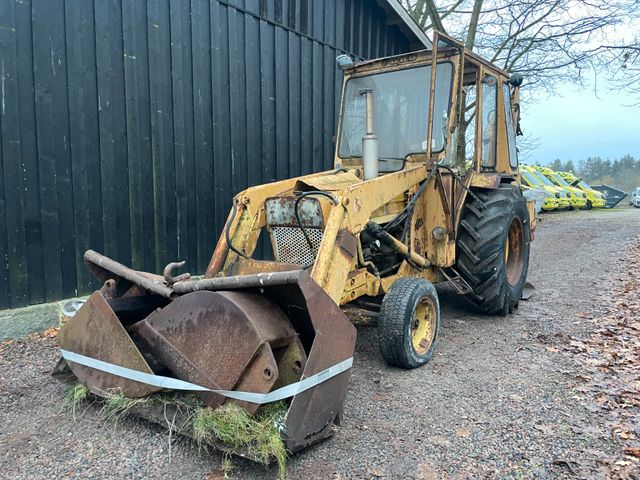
[368,467,387,478]
[205,472,226,480]
[40,327,59,338]
[623,447,640,458]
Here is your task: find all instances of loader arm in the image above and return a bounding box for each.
[209,164,429,305]
[311,165,428,302]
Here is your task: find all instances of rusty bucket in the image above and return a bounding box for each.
[58,251,356,452]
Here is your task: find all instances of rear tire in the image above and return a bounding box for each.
[456,186,531,315]
[378,278,440,369]
[584,200,592,210]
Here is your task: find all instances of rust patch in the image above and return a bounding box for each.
[131,290,296,411]
[468,172,501,189]
[58,291,161,398]
[228,259,302,275]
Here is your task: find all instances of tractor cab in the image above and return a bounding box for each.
[335,32,523,180]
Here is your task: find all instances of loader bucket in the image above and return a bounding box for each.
[129,290,304,414]
[57,252,356,453]
[165,270,358,452]
[58,291,162,398]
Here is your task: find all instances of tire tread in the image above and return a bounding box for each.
[456,186,530,315]
[378,278,439,369]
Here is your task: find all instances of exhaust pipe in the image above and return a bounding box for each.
[360,89,378,180]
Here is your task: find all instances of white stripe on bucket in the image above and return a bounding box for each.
[60,349,352,404]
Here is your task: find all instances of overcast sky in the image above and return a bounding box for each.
[521,78,640,167]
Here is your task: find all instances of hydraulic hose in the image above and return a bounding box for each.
[364,222,430,268]
[225,202,250,259]
[294,190,338,250]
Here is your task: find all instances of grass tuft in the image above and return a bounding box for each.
[193,402,288,478]
[63,386,288,478]
[220,453,234,479]
[101,390,150,429]
[62,383,90,420]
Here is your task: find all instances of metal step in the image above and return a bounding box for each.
[440,267,473,295]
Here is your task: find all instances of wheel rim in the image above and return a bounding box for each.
[505,217,525,286]
[411,297,437,355]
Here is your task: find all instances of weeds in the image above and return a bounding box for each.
[62,386,288,478]
[101,390,151,429]
[193,402,288,479]
[220,453,234,479]
[61,383,90,420]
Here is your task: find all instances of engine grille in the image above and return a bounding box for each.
[269,226,323,267]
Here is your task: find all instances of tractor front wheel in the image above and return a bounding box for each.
[378,278,440,369]
[456,186,531,316]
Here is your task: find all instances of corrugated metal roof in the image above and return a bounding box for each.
[377,0,432,49]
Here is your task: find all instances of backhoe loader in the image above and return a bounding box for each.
[56,32,535,454]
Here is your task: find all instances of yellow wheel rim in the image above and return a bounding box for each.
[411,298,436,355]
[505,217,524,286]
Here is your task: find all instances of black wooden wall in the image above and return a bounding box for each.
[0,0,415,309]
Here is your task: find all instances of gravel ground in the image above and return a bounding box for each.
[1,207,639,479]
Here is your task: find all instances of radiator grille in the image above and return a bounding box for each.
[270,226,323,267]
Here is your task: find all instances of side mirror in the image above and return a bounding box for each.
[336,54,354,70]
[509,73,524,87]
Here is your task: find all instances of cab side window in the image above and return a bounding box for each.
[446,62,478,171]
[481,75,497,169]
[502,83,518,168]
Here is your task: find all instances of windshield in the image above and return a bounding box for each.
[532,171,554,186]
[578,180,591,189]
[338,63,454,172]
[522,171,543,187]
[551,174,571,187]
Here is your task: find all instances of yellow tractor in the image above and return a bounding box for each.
[57,32,535,453]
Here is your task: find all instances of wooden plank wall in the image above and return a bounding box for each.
[0,0,412,308]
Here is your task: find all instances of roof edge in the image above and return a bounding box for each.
[377,0,432,50]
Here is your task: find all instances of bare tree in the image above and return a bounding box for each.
[400,0,640,158]
[400,0,638,95]
[595,37,640,104]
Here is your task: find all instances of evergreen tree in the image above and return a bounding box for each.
[577,155,639,192]
[550,158,563,171]
[564,160,575,173]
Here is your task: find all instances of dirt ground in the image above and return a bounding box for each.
[1,208,639,480]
